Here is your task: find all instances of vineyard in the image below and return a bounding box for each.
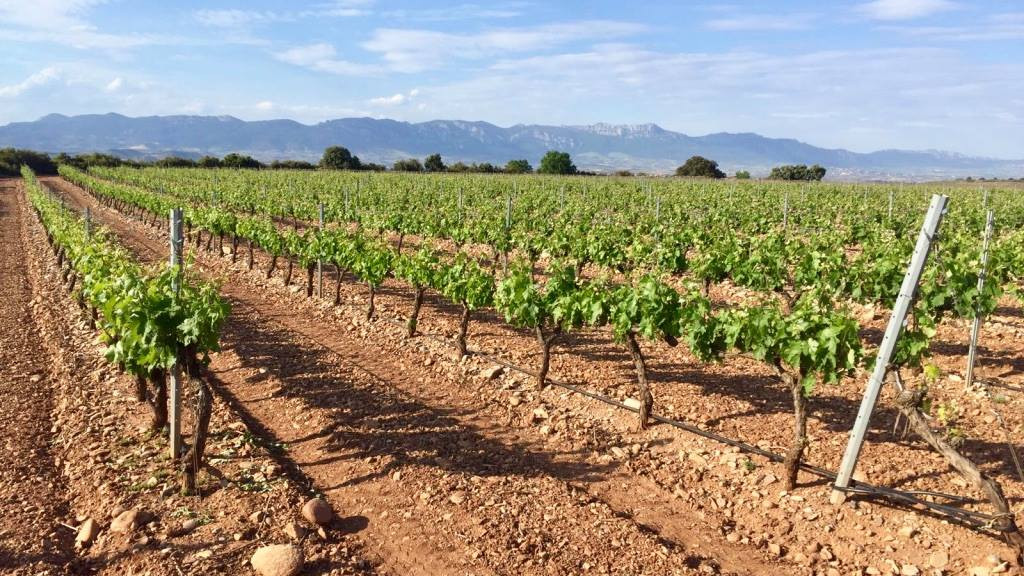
[3,166,1024,575]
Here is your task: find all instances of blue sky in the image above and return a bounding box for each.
[0,0,1022,157]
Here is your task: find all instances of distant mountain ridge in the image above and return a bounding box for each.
[0,112,1020,180]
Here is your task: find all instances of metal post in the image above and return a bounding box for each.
[168,208,184,460]
[505,195,512,230]
[84,207,91,240]
[317,203,324,298]
[965,210,994,388]
[655,195,661,221]
[832,194,949,501]
[888,189,894,222]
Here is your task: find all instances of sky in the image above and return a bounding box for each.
[0,0,1022,158]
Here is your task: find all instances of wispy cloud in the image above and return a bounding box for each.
[0,67,61,98]
[856,0,958,21]
[881,12,1024,41]
[362,20,647,72]
[705,13,817,31]
[369,88,420,106]
[381,3,525,22]
[274,43,380,76]
[195,1,372,28]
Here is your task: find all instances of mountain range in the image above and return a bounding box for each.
[1,113,1020,181]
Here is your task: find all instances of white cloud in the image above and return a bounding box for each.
[706,13,817,31]
[368,88,420,106]
[194,9,286,27]
[0,67,61,98]
[381,3,525,22]
[856,0,958,21]
[274,43,380,76]
[362,20,648,72]
[255,100,275,111]
[880,12,1024,41]
[105,77,124,92]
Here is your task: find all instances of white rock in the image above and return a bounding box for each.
[251,544,304,576]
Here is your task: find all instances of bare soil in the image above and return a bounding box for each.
[10,174,1024,575]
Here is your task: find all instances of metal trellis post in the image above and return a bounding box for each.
[168,207,184,460]
[832,194,949,502]
[965,210,994,388]
[317,203,324,298]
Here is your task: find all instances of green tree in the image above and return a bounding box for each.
[393,158,424,172]
[538,151,576,175]
[769,164,826,181]
[221,153,263,169]
[424,153,446,172]
[0,148,57,176]
[735,170,751,180]
[270,160,316,170]
[676,156,725,178]
[505,159,533,174]
[154,156,197,168]
[320,146,362,170]
[197,155,222,168]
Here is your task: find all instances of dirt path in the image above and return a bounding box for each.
[0,180,78,573]
[39,183,765,574]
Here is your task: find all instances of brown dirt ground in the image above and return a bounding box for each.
[15,174,1024,575]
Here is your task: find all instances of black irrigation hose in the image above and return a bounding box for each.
[374,315,1002,529]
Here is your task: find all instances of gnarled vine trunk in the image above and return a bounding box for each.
[456,304,471,358]
[407,286,425,338]
[284,258,293,286]
[624,331,654,430]
[535,324,560,388]
[891,382,1024,561]
[778,365,808,491]
[231,234,238,263]
[366,283,376,320]
[247,239,254,270]
[180,347,211,496]
[306,264,315,297]
[149,368,168,431]
[265,254,278,279]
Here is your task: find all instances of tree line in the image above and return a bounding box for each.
[3,146,827,180]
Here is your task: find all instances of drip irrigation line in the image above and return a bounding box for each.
[372,314,1000,529]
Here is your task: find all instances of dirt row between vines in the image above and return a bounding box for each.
[8,177,386,576]
[42,177,746,575]
[45,175,1024,575]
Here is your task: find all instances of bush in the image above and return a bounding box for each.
[270,160,316,170]
[320,146,362,170]
[221,153,263,169]
[393,158,423,172]
[769,164,826,181]
[538,151,576,175]
[676,156,725,179]
[505,159,532,174]
[0,148,57,176]
[735,170,751,179]
[154,156,197,168]
[424,153,446,172]
[197,155,222,168]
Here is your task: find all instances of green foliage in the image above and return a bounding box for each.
[270,160,316,170]
[538,151,576,175]
[320,146,362,170]
[24,166,229,375]
[439,254,494,310]
[1,148,57,176]
[769,164,826,181]
[197,156,222,168]
[676,156,725,179]
[393,158,424,172]
[505,159,533,174]
[735,170,751,179]
[221,153,263,169]
[154,156,197,168]
[424,153,446,173]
